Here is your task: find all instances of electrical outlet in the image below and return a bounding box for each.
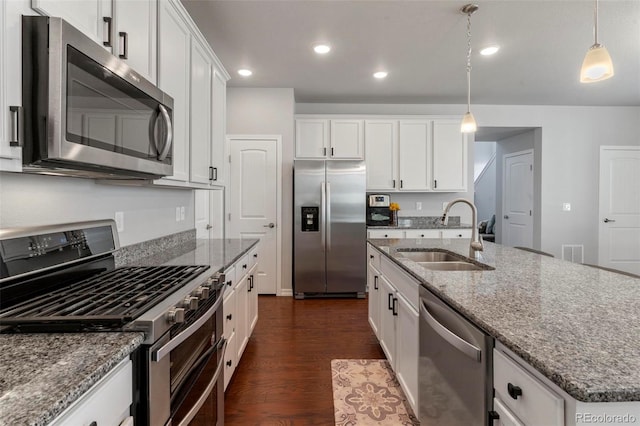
[562,203,571,212]
[180,206,185,221]
[416,202,422,210]
[115,212,124,232]
[176,207,181,222]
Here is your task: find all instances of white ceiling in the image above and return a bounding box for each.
[181,0,640,106]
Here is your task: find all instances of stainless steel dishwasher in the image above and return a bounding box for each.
[419,286,493,425]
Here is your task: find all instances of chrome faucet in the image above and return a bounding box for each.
[441,198,483,259]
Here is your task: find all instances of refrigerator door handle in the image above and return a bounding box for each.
[321,181,326,251]
[326,182,331,251]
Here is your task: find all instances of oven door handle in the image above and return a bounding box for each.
[176,338,227,426]
[152,283,226,362]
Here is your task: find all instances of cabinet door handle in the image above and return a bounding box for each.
[209,166,214,181]
[400,180,403,188]
[507,383,523,399]
[434,179,437,189]
[323,147,327,156]
[331,147,334,156]
[392,297,398,316]
[226,314,232,320]
[9,106,23,147]
[254,253,258,258]
[118,31,128,59]
[369,254,374,259]
[226,360,232,367]
[103,17,112,47]
[392,179,396,188]
[374,275,378,290]
[388,293,394,310]
[420,234,425,237]
[226,280,232,287]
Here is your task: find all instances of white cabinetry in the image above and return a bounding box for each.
[0,0,34,172]
[365,120,397,190]
[49,358,133,426]
[157,0,190,182]
[189,35,213,184]
[368,243,419,415]
[210,69,227,185]
[223,244,260,390]
[398,120,431,190]
[31,0,109,45]
[295,118,364,159]
[112,0,157,83]
[432,120,468,191]
[404,229,441,238]
[368,229,472,239]
[368,229,405,239]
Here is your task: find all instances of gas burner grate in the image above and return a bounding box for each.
[0,265,210,331]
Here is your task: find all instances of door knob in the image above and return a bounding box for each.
[603,218,616,223]
[205,224,212,230]
[263,223,275,228]
[503,215,509,219]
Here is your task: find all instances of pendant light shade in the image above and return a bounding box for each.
[580,0,614,83]
[460,4,478,134]
[461,112,477,133]
[580,44,614,83]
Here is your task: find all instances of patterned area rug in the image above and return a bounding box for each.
[331,359,420,425]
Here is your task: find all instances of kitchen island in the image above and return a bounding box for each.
[368,238,640,424]
[0,237,258,426]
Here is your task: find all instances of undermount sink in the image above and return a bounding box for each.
[396,249,494,271]
[417,261,484,271]
[397,251,461,262]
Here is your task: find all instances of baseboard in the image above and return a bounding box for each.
[279,288,293,297]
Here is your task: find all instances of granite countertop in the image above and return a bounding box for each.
[367,215,472,230]
[0,237,258,425]
[368,238,640,403]
[0,332,144,426]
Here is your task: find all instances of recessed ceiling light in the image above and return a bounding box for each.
[480,46,500,56]
[373,71,388,79]
[237,69,253,77]
[313,44,331,54]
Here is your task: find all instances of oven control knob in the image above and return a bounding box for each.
[167,307,185,324]
[194,286,210,300]
[183,296,199,310]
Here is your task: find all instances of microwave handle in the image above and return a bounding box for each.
[157,104,173,161]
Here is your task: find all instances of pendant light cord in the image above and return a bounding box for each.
[466,12,473,113]
[593,0,599,45]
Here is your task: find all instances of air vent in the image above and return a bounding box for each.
[561,244,584,263]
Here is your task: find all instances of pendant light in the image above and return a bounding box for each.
[461,4,478,133]
[580,0,614,83]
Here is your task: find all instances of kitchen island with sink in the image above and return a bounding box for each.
[367,238,640,426]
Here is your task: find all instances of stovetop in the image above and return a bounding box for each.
[0,264,210,333]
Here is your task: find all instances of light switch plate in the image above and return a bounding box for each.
[180,206,185,221]
[562,203,571,211]
[176,207,181,222]
[416,202,422,210]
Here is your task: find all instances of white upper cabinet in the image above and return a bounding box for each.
[210,68,227,185]
[0,0,35,172]
[295,118,364,159]
[330,119,364,159]
[365,120,397,190]
[112,0,157,83]
[398,120,431,191]
[31,0,109,45]
[157,0,190,182]
[295,119,329,158]
[432,120,468,192]
[189,36,213,184]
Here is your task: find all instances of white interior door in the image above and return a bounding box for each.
[228,138,279,294]
[502,150,533,247]
[598,147,640,275]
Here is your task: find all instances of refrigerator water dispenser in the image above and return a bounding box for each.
[301,206,319,232]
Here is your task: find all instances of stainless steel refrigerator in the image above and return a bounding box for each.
[293,160,366,298]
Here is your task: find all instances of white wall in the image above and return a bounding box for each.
[226,88,295,293]
[297,103,640,263]
[474,153,496,224]
[0,173,194,246]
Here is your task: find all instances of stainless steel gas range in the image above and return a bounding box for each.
[0,220,226,426]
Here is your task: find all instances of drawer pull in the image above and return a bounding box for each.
[508,382,523,399]
[226,314,232,320]
[370,254,374,259]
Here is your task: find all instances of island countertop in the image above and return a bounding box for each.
[368,238,640,403]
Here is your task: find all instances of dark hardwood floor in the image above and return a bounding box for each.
[224,295,384,426]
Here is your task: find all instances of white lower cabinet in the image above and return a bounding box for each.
[441,229,473,238]
[368,229,405,239]
[368,228,472,239]
[493,348,564,426]
[404,229,441,238]
[49,358,133,426]
[368,243,419,416]
[493,398,525,426]
[222,245,260,391]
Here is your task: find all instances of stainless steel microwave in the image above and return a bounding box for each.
[20,16,174,179]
